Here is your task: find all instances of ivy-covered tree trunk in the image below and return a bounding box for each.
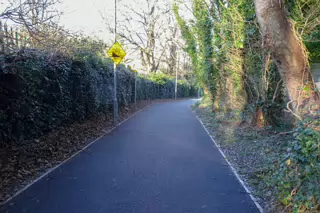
[254,0,319,116]
[193,0,215,103]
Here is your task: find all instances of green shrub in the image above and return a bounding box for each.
[270,116,320,212]
[0,49,196,144]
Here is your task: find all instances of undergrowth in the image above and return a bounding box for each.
[0,49,196,145]
[195,98,320,213]
[267,114,320,212]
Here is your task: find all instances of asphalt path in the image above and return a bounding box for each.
[1,99,260,213]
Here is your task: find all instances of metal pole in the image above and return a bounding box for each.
[134,72,137,110]
[114,0,117,43]
[175,53,179,99]
[113,0,118,124]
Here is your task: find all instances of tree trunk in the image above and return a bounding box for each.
[254,0,319,116]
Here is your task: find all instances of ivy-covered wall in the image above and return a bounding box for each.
[0,50,196,144]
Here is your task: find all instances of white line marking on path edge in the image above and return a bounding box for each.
[1,105,152,206]
[189,106,264,213]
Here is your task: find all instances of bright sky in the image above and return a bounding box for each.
[0,0,192,68]
[1,0,192,42]
[57,0,192,42]
[56,0,125,42]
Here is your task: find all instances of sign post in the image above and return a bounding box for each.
[107,0,126,124]
[107,42,126,124]
[114,0,118,124]
[113,63,118,124]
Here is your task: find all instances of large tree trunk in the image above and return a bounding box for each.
[254,0,319,116]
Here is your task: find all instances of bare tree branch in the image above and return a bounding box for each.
[101,0,178,73]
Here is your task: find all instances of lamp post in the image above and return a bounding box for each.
[175,52,179,99]
[135,70,137,110]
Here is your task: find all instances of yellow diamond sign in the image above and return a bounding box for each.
[107,42,126,65]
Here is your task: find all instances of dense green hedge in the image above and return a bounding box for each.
[0,50,196,144]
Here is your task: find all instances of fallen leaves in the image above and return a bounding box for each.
[0,99,171,205]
